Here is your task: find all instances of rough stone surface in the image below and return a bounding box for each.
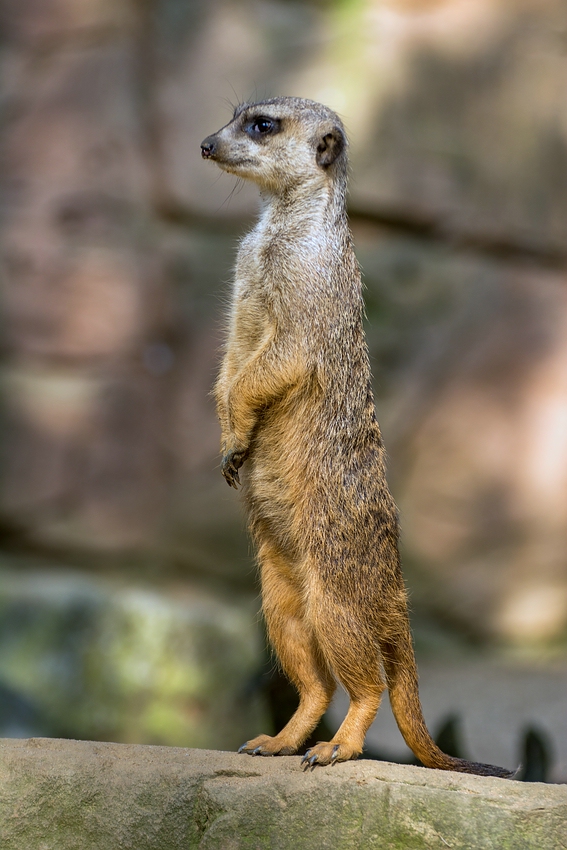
[0,738,565,850]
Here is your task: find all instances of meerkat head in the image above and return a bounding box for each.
[201,97,348,194]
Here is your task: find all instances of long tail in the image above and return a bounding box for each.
[380,627,515,778]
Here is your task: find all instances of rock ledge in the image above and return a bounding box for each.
[0,738,565,849]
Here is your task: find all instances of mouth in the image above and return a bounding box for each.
[211,157,256,173]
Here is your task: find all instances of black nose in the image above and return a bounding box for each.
[201,136,216,159]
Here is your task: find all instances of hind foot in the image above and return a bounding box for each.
[301,741,362,768]
[238,734,297,757]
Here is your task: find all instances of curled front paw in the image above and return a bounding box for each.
[221,448,248,488]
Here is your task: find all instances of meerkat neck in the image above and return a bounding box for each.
[259,176,347,230]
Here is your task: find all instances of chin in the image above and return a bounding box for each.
[217,158,259,178]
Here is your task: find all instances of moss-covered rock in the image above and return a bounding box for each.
[0,565,267,750]
[0,739,565,849]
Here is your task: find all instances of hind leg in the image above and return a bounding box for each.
[239,543,336,756]
[302,597,386,766]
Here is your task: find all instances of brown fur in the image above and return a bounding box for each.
[201,97,512,776]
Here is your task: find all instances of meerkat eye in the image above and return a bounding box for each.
[253,118,273,133]
[246,116,280,139]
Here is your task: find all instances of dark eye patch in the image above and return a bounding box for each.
[246,116,281,140]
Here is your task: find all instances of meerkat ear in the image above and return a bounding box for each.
[316,127,346,168]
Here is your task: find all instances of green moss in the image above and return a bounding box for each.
[0,566,268,749]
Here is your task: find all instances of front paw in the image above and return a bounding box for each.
[221,447,248,488]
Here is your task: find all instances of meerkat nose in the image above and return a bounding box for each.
[201,137,217,159]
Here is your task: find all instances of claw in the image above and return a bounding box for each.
[221,448,248,489]
[309,754,318,767]
[331,745,340,760]
[252,746,263,755]
[301,750,312,766]
[238,743,249,754]
[222,464,240,489]
[227,468,240,488]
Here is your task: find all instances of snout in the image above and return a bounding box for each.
[200,135,217,159]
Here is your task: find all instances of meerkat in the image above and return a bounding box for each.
[200,97,512,777]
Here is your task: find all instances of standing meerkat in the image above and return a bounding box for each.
[201,97,512,777]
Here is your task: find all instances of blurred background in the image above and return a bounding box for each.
[0,0,565,781]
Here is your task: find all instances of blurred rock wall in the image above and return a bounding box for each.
[0,560,267,748]
[1,0,567,649]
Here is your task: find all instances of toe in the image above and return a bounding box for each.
[299,741,361,767]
